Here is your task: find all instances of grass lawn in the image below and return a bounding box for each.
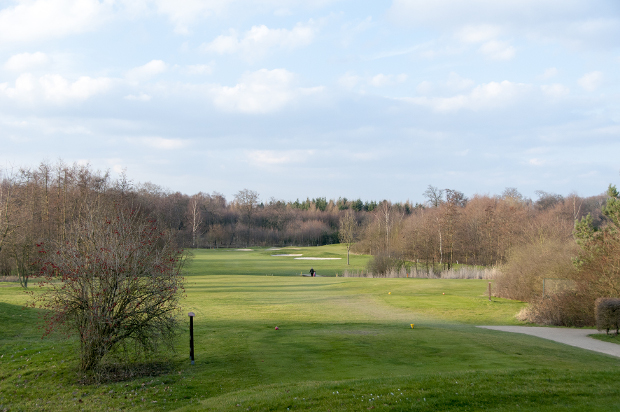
[1,245,620,411]
[589,333,620,345]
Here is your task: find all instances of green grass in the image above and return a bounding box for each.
[1,245,620,411]
[184,244,370,277]
[589,333,620,345]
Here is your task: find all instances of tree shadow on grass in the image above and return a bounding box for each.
[78,360,175,384]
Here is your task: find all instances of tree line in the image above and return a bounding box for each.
[0,161,609,287]
[353,186,606,274]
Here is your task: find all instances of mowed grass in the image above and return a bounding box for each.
[184,244,370,277]
[1,245,620,411]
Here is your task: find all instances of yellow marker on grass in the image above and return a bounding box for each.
[410,324,414,329]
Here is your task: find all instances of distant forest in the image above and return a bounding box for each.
[0,161,608,279]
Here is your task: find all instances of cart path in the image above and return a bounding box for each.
[478,326,620,358]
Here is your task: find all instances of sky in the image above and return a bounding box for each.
[0,0,619,203]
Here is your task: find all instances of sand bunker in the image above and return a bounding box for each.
[267,248,282,251]
[294,257,342,260]
[235,249,253,251]
[271,254,303,257]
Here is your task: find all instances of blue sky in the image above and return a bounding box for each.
[1,0,619,203]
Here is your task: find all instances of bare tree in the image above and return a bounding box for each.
[234,189,259,246]
[423,185,444,207]
[535,190,564,211]
[339,209,358,265]
[0,168,22,256]
[186,193,206,248]
[31,200,185,371]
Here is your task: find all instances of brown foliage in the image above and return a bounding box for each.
[495,239,578,302]
[518,292,595,327]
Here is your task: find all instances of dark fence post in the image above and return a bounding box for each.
[188,312,195,365]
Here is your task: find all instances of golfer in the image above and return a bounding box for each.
[310,268,315,277]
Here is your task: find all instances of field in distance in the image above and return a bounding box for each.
[184,244,370,277]
[1,245,620,411]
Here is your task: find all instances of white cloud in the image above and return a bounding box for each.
[112,165,124,174]
[403,80,531,112]
[340,16,373,47]
[416,81,433,95]
[445,72,474,91]
[4,52,50,71]
[529,158,545,166]
[338,72,362,89]
[454,25,516,60]
[137,137,189,150]
[203,20,318,60]
[126,60,168,82]
[478,40,515,60]
[414,73,473,96]
[185,64,213,75]
[389,0,593,27]
[578,71,603,91]
[541,83,570,98]
[152,0,231,34]
[124,93,152,101]
[368,73,407,87]
[246,149,314,167]
[339,72,407,90]
[538,67,558,80]
[456,24,502,43]
[211,68,307,114]
[1,73,112,103]
[0,0,109,42]
[388,0,620,50]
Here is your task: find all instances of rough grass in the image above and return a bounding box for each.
[1,245,620,411]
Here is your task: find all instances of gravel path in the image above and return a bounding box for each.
[478,326,620,358]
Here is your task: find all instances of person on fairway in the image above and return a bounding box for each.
[310,268,315,277]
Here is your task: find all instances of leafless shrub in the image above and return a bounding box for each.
[494,239,578,302]
[518,292,595,327]
[595,298,620,335]
[366,254,403,277]
[31,200,186,372]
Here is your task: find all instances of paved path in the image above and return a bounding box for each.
[478,326,620,358]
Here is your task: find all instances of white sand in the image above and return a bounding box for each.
[235,249,253,251]
[271,254,303,257]
[294,257,342,260]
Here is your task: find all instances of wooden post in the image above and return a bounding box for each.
[488,282,492,302]
[188,312,195,365]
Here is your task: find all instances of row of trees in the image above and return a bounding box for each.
[0,161,425,284]
[353,186,605,272]
[494,185,620,326]
[0,161,609,285]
